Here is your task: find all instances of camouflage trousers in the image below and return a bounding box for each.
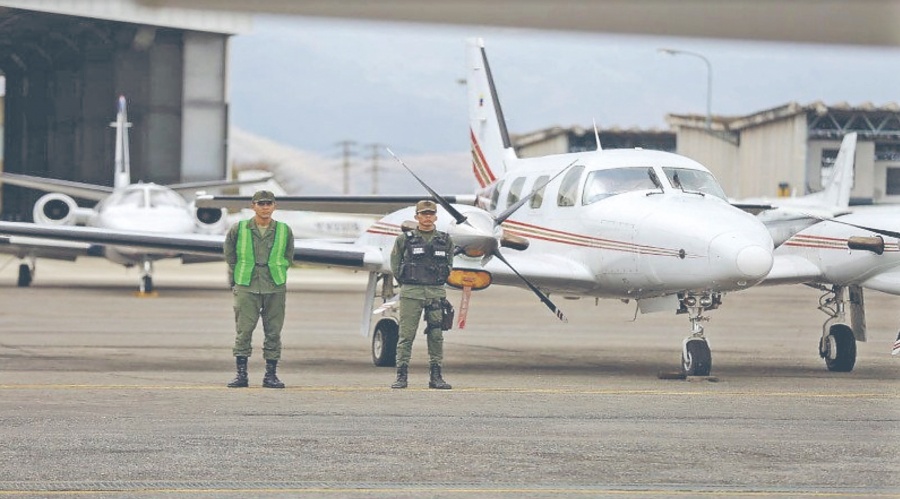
[395,296,444,368]
[232,289,286,360]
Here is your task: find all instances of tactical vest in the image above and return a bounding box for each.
[233,220,290,286]
[397,229,452,286]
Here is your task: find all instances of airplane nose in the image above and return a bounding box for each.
[709,232,773,281]
[736,245,774,279]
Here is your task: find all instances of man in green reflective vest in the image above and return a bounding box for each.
[223,190,294,389]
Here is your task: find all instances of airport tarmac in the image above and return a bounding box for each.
[0,258,898,498]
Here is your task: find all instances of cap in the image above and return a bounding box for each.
[415,200,437,213]
[251,190,276,203]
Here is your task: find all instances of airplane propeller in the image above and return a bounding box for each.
[807,214,900,239]
[387,148,569,323]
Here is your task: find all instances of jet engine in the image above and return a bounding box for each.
[33,193,81,225]
[191,202,228,234]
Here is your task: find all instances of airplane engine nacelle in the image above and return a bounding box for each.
[33,193,80,225]
[191,202,228,234]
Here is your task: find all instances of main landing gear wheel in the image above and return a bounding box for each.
[17,263,32,287]
[682,339,712,376]
[821,324,856,372]
[372,319,398,367]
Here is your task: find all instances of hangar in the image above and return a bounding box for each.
[512,103,900,206]
[0,1,250,220]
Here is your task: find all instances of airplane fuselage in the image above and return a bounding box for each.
[360,148,775,301]
[776,207,900,294]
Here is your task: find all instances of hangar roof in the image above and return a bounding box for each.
[668,101,900,134]
[0,0,251,34]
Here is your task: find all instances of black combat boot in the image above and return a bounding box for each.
[391,365,408,389]
[227,356,249,388]
[262,359,285,389]
[428,364,452,390]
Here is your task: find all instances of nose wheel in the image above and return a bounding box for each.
[678,292,718,377]
[682,337,712,376]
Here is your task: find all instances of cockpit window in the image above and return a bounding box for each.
[557,165,585,207]
[662,167,727,200]
[149,188,187,208]
[582,167,659,204]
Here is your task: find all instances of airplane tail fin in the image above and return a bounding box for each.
[111,95,132,189]
[807,132,857,208]
[468,38,517,189]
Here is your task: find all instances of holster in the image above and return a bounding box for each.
[440,298,454,331]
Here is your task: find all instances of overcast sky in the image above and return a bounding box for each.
[229,15,900,159]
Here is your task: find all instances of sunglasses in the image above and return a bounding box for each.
[254,201,274,206]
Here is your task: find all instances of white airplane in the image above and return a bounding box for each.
[763,206,900,370]
[733,132,858,246]
[0,39,777,377]
[0,96,269,293]
[229,170,378,240]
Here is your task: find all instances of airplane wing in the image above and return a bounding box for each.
[0,221,384,270]
[0,234,92,261]
[0,172,112,201]
[861,271,900,295]
[482,252,597,294]
[195,194,479,215]
[166,173,276,196]
[758,254,824,286]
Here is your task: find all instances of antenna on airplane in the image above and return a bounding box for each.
[592,119,602,151]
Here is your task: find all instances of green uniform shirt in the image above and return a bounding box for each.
[225,218,295,293]
[390,228,454,300]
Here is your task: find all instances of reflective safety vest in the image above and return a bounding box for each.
[233,220,290,286]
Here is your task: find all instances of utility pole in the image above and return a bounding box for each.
[367,143,383,194]
[336,140,356,194]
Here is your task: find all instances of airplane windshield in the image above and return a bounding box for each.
[582,167,660,204]
[662,167,728,200]
[149,188,187,208]
[107,189,145,208]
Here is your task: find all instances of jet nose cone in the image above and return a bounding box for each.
[736,244,774,279]
[709,232,774,283]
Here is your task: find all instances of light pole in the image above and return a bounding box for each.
[658,48,712,131]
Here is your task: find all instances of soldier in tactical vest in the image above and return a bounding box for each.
[223,190,295,389]
[389,199,455,389]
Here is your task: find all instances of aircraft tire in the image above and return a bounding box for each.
[372,319,398,367]
[17,263,32,287]
[141,275,153,294]
[824,324,856,372]
[682,339,712,376]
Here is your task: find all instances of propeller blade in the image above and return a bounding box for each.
[806,214,900,239]
[494,159,578,226]
[491,249,567,323]
[386,147,469,225]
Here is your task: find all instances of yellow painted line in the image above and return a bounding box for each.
[0,384,896,398]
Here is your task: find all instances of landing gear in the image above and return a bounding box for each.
[17,262,33,287]
[820,324,856,372]
[139,259,154,294]
[678,292,720,376]
[372,318,399,367]
[816,285,858,372]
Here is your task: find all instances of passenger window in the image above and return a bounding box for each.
[489,180,504,211]
[557,166,585,207]
[506,177,526,207]
[530,175,549,209]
